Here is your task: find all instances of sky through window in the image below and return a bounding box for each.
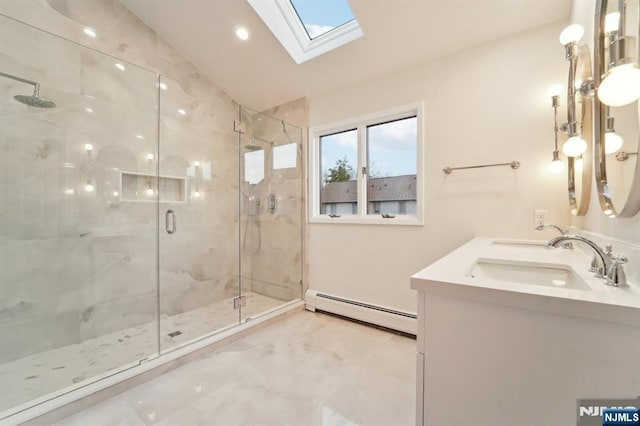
[289,0,356,39]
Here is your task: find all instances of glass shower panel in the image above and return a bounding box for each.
[239,107,303,323]
[0,15,159,415]
[158,76,240,353]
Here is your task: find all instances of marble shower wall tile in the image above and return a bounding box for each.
[0,0,242,373]
[262,97,309,130]
[157,74,240,348]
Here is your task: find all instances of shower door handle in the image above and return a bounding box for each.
[165,209,176,234]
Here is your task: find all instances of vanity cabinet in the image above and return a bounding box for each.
[411,238,640,426]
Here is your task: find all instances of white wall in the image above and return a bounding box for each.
[308,21,571,312]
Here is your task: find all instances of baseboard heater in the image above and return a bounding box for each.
[305,290,417,335]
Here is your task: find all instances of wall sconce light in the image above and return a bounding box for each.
[548,84,565,174]
[559,24,588,157]
[598,5,640,107]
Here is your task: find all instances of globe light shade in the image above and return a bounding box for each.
[549,159,565,174]
[559,24,584,45]
[562,136,587,157]
[605,131,624,154]
[548,84,563,98]
[598,64,640,106]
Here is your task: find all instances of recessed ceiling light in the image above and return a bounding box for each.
[85,107,94,113]
[84,143,94,152]
[159,82,168,90]
[235,26,250,41]
[136,134,144,140]
[84,27,97,38]
[115,63,126,71]
[146,153,155,160]
[177,109,187,116]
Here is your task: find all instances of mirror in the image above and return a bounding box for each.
[569,44,593,216]
[593,0,640,217]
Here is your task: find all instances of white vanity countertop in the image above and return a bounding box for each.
[411,237,640,315]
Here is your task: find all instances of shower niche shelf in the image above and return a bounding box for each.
[120,171,187,203]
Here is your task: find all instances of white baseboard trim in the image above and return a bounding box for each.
[305,289,416,335]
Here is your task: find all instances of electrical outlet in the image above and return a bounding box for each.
[534,210,548,228]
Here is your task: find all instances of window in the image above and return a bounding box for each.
[289,0,356,39]
[247,0,363,64]
[310,103,423,225]
[319,129,357,215]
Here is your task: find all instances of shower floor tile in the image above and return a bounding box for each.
[0,292,285,414]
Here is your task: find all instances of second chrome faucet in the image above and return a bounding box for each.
[547,235,628,287]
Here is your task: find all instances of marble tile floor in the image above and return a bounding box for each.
[0,292,285,414]
[53,311,416,426]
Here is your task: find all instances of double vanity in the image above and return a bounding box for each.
[411,237,640,426]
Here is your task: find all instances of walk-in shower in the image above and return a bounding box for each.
[0,12,303,421]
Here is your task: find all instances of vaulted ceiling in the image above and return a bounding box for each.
[121,0,571,111]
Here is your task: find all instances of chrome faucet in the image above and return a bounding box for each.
[547,235,627,287]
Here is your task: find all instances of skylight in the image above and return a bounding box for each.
[289,0,356,39]
[247,0,363,64]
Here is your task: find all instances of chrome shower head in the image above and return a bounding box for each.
[0,71,56,109]
[14,94,56,109]
[244,144,262,152]
[245,136,273,152]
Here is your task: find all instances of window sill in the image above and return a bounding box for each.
[309,215,423,226]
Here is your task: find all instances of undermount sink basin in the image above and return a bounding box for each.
[466,259,591,290]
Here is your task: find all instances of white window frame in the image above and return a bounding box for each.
[309,102,424,226]
[247,0,363,64]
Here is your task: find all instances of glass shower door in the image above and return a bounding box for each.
[157,76,240,353]
[239,107,303,323]
[0,15,159,416]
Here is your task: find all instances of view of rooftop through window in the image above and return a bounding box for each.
[289,0,356,39]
